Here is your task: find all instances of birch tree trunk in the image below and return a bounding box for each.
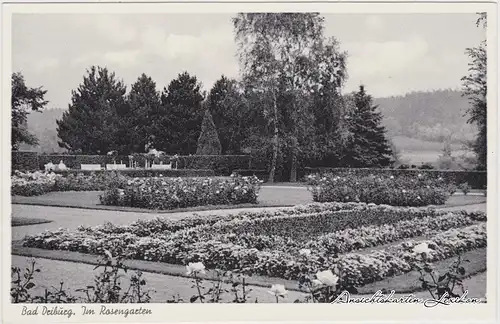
[268,89,279,183]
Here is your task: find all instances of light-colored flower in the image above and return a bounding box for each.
[268,284,287,297]
[299,248,312,256]
[186,262,206,275]
[316,270,339,287]
[413,242,432,254]
[402,189,407,193]
[103,249,113,260]
[390,176,394,179]
[311,279,324,289]
[418,174,422,178]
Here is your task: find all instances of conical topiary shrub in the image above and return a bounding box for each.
[196,109,222,155]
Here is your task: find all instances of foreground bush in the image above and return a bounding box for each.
[99,175,262,210]
[13,251,479,304]
[11,171,129,196]
[306,173,455,206]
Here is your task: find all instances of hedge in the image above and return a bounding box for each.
[52,169,215,177]
[176,155,252,176]
[13,152,251,175]
[11,151,39,171]
[303,167,487,189]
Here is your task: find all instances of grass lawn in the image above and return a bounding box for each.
[11,217,52,227]
[11,186,485,213]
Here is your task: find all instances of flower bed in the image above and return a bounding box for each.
[303,167,487,189]
[11,171,129,196]
[99,175,262,210]
[22,202,486,286]
[76,202,363,237]
[306,172,455,206]
[203,206,477,241]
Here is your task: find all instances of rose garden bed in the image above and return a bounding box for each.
[21,202,486,288]
[99,175,262,209]
[306,172,457,206]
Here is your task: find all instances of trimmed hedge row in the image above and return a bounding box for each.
[304,167,487,189]
[11,151,39,171]
[176,155,252,175]
[13,151,251,176]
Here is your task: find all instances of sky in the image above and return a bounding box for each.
[12,13,485,110]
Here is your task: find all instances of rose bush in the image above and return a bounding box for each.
[22,201,486,286]
[76,202,361,237]
[306,172,455,206]
[99,175,262,209]
[22,222,486,287]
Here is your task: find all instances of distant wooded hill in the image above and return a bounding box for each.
[20,89,477,158]
[374,89,476,144]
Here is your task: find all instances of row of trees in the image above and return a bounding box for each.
[461,13,487,170]
[21,12,493,179]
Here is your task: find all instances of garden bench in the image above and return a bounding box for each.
[151,163,172,170]
[80,164,102,171]
[106,164,127,170]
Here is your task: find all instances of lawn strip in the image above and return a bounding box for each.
[12,199,291,214]
[11,241,486,295]
[12,217,53,227]
[357,247,486,294]
[11,241,301,292]
[11,187,485,213]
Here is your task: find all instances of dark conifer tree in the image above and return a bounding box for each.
[126,73,162,153]
[206,75,248,154]
[196,109,222,155]
[344,85,393,167]
[56,66,128,154]
[159,72,204,154]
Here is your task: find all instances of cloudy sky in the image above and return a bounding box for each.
[12,13,485,110]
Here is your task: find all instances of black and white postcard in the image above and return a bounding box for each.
[2,1,498,323]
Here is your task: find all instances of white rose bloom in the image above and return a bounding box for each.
[268,284,288,297]
[316,270,339,287]
[413,242,432,254]
[103,249,113,260]
[311,279,324,289]
[186,262,206,275]
[299,248,312,256]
